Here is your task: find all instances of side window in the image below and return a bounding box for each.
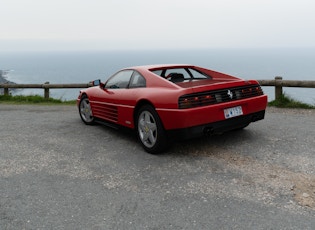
[129,71,146,88]
[105,70,133,89]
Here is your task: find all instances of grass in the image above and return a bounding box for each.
[268,93,315,109]
[1,93,314,109]
[0,94,76,105]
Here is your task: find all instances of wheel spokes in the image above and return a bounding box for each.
[138,111,157,147]
[80,98,93,122]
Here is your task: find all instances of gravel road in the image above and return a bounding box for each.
[0,104,315,229]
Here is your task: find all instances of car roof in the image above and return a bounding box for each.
[125,64,195,71]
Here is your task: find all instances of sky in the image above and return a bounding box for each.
[1,0,315,51]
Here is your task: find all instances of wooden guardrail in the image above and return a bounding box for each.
[0,82,92,99]
[1,77,315,100]
[258,76,315,100]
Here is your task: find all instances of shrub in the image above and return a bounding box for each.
[268,94,315,109]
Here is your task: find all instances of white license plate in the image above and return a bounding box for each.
[224,106,243,119]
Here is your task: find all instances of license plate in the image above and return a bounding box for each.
[224,106,243,119]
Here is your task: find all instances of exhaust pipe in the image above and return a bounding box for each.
[204,127,214,136]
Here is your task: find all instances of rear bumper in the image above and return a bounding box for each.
[167,110,265,140]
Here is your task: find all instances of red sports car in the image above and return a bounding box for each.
[77,64,267,154]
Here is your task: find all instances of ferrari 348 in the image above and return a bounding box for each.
[77,64,267,154]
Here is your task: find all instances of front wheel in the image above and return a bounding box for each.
[136,105,168,154]
[79,95,95,125]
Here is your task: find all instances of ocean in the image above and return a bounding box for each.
[0,48,315,104]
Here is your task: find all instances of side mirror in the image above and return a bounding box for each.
[92,79,101,86]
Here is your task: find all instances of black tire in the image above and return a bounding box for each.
[79,95,95,125]
[136,105,168,154]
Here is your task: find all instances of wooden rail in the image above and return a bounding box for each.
[0,82,92,99]
[257,77,315,100]
[1,77,315,100]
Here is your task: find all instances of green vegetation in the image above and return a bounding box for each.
[1,93,314,109]
[0,94,76,105]
[268,93,315,109]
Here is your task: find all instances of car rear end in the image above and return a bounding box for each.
[156,79,268,139]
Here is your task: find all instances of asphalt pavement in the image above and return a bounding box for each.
[0,104,315,229]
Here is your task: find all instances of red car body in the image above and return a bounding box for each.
[77,64,267,153]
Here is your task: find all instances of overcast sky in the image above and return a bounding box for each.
[1,0,315,51]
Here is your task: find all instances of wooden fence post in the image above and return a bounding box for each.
[275,76,283,100]
[4,87,9,96]
[44,82,50,99]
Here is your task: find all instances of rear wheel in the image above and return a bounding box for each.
[136,105,168,154]
[79,95,94,125]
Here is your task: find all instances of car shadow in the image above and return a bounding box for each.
[96,123,139,142]
[84,120,258,157]
[167,128,257,157]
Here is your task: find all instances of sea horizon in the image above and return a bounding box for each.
[0,48,314,104]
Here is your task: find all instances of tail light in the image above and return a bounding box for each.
[179,85,264,109]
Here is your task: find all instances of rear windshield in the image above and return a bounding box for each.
[151,67,211,83]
